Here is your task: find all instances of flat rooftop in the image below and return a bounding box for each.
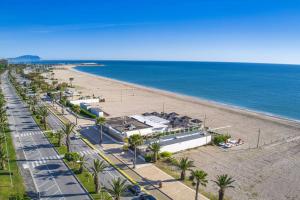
[106,116,151,133]
[130,115,169,129]
[146,131,209,146]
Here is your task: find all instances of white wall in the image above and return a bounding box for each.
[70,98,99,105]
[125,127,154,137]
[160,135,211,153]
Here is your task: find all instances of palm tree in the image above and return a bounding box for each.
[27,97,34,111]
[213,174,235,200]
[62,123,75,152]
[177,157,194,180]
[91,159,107,194]
[128,134,143,169]
[149,142,161,162]
[56,130,64,147]
[51,72,55,80]
[0,112,7,132]
[0,148,7,170]
[190,170,208,200]
[95,117,106,145]
[73,105,81,125]
[38,106,49,130]
[77,155,86,174]
[69,77,74,87]
[107,177,128,200]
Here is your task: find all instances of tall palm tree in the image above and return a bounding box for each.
[0,111,7,132]
[27,97,34,111]
[56,130,64,147]
[213,174,235,200]
[190,170,208,200]
[149,142,161,162]
[38,106,49,130]
[73,105,81,125]
[95,117,106,145]
[177,157,194,180]
[107,177,128,200]
[0,148,7,170]
[77,155,86,174]
[91,159,107,194]
[128,134,143,169]
[69,77,74,87]
[62,123,75,152]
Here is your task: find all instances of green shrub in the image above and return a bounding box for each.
[64,152,80,162]
[213,134,231,145]
[80,108,97,119]
[122,145,129,151]
[144,154,153,162]
[160,151,172,158]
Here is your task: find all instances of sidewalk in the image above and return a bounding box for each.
[50,101,209,200]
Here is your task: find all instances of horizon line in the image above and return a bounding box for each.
[32,58,300,66]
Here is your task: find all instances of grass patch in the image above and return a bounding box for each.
[76,170,112,200]
[0,128,27,199]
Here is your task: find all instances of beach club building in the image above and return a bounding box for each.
[103,116,153,140]
[143,131,212,153]
[130,115,169,133]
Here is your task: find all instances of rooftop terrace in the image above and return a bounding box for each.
[106,116,151,133]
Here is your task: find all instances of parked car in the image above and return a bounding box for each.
[128,184,141,195]
[139,194,157,200]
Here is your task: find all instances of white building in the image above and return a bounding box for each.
[90,107,104,117]
[130,115,169,133]
[145,132,211,153]
[80,102,92,110]
[70,98,99,105]
[104,116,153,140]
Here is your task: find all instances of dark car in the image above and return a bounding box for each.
[139,194,157,200]
[128,184,141,195]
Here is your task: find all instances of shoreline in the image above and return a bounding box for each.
[70,65,300,127]
[50,64,300,200]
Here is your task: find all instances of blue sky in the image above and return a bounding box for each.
[1,0,300,64]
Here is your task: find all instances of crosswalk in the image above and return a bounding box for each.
[17,131,43,138]
[28,149,100,168]
[29,155,64,168]
[78,149,100,156]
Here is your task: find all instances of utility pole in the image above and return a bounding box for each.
[203,114,207,130]
[256,128,261,148]
[120,89,123,102]
[162,102,165,113]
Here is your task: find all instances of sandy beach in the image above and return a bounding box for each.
[53,65,300,147]
[51,65,300,199]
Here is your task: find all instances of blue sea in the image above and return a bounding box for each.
[39,60,300,121]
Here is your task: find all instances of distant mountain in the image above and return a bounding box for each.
[8,55,41,63]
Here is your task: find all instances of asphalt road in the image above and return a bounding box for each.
[2,72,91,200]
[45,101,137,200]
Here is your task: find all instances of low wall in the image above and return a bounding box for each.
[70,98,99,105]
[160,135,211,153]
